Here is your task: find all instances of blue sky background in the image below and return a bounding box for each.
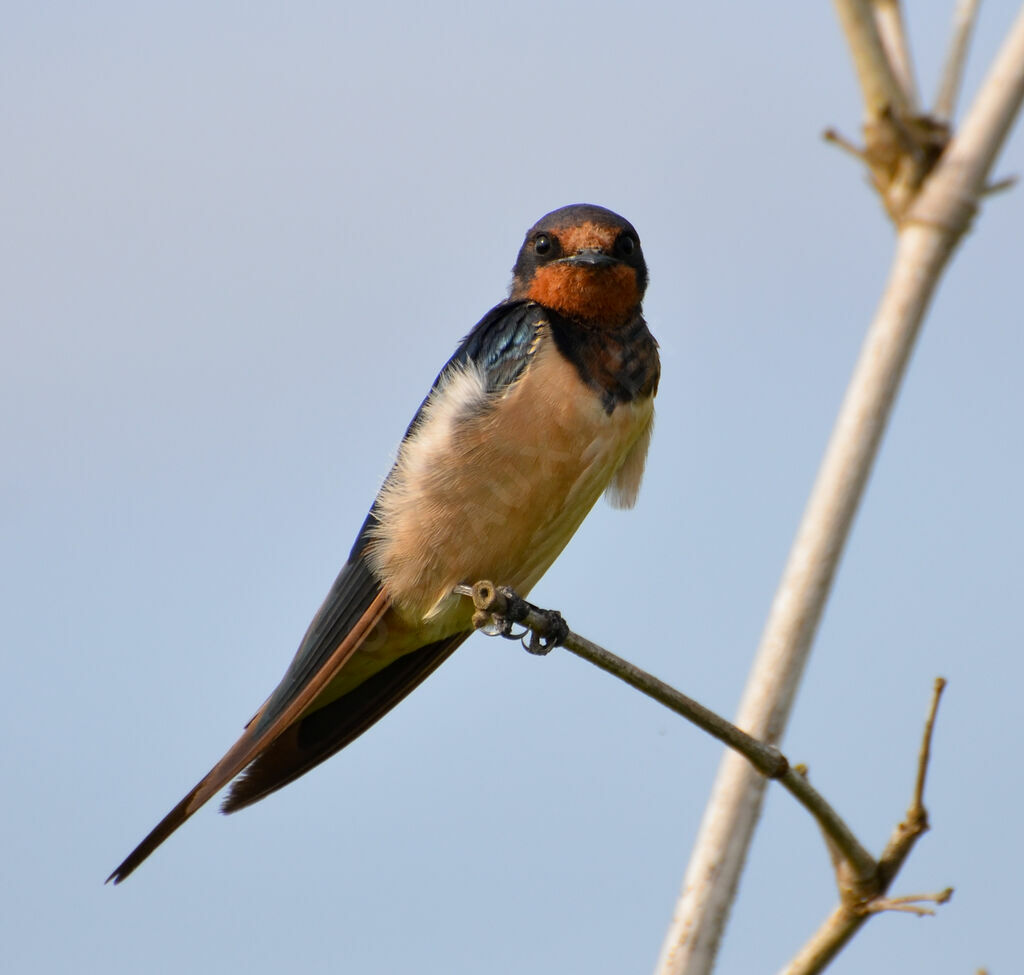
[4,3,1022,973]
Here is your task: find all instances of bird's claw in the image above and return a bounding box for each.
[520,608,568,655]
[464,583,569,655]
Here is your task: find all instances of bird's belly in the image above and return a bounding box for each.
[366,341,653,628]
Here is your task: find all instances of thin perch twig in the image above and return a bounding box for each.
[456,582,877,886]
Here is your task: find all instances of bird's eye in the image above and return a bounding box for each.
[616,234,637,257]
[534,233,553,256]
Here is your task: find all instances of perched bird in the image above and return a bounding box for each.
[108,203,660,883]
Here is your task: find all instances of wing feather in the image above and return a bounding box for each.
[106,558,387,883]
[222,631,469,812]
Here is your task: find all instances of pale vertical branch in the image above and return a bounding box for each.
[653,221,956,975]
[654,6,1024,975]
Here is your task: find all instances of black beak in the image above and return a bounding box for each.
[561,248,618,268]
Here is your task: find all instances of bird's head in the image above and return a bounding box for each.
[510,203,647,328]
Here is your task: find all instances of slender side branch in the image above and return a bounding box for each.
[779,679,949,975]
[833,0,913,115]
[935,0,982,120]
[874,678,946,886]
[861,888,952,916]
[873,0,920,109]
[910,676,945,812]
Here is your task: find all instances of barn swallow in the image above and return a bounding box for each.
[108,203,660,883]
